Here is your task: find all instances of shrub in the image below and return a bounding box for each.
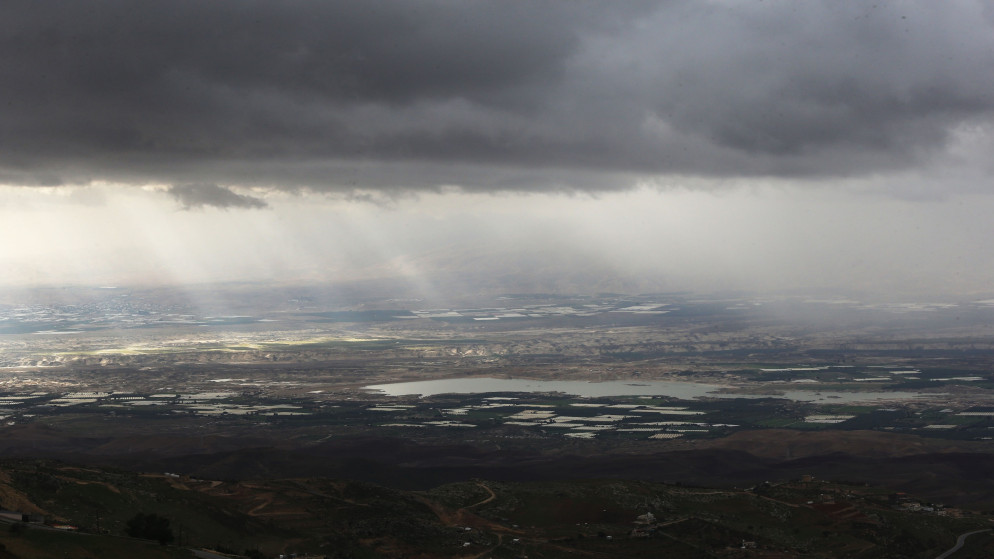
[125,512,174,545]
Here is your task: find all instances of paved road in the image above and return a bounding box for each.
[935,528,991,559]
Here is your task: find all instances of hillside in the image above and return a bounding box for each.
[0,459,990,558]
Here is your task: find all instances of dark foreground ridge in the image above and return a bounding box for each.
[3,424,994,510]
[0,458,992,558]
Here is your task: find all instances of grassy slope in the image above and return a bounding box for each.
[0,527,192,559]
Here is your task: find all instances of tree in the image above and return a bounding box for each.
[125,512,174,545]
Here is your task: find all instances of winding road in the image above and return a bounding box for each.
[935,528,991,559]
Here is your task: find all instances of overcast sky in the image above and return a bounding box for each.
[2,1,993,298]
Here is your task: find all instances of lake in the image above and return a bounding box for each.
[363,377,936,403]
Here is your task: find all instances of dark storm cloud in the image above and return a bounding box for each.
[1,0,992,192]
[167,183,267,210]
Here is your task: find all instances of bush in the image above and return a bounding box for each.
[125,512,174,545]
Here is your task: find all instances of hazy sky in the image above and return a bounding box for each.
[2,1,993,298]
